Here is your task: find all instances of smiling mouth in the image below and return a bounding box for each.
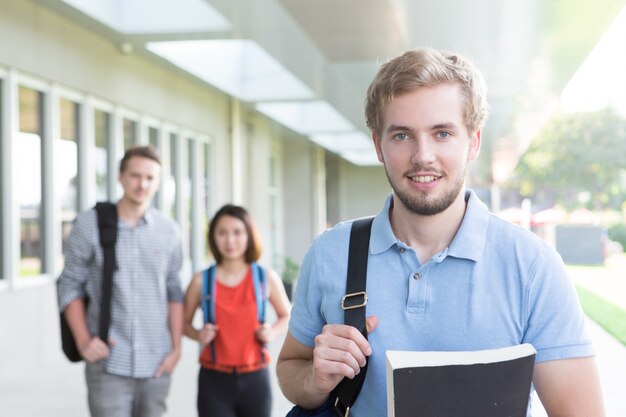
[409,175,439,183]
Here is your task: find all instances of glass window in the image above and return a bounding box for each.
[149,127,160,208]
[187,138,194,258]
[0,79,3,279]
[123,118,136,149]
[59,99,79,266]
[165,133,177,219]
[18,86,43,277]
[94,109,110,202]
[203,143,211,263]
[268,154,279,268]
[148,126,158,148]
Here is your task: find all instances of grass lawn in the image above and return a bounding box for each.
[567,254,626,346]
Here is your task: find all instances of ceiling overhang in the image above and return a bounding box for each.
[39,0,626,172]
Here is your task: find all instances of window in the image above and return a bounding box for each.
[0,79,4,279]
[203,142,212,263]
[148,126,158,148]
[59,98,79,265]
[18,86,44,277]
[268,153,280,268]
[123,118,137,149]
[165,133,178,219]
[94,109,110,202]
[148,126,160,208]
[187,137,194,261]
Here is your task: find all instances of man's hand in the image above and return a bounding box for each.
[78,337,114,363]
[308,316,378,396]
[155,347,181,377]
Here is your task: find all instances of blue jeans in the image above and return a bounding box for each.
[85,362,171,417]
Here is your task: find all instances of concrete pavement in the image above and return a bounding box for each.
[1,315,624,416]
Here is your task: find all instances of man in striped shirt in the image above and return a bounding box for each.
[58,145,184,417]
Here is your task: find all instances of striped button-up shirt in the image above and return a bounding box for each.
[58,206,183,378]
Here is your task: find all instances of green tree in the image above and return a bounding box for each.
[505,109,626,210]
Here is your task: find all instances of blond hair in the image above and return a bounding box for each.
[365,48,488,135]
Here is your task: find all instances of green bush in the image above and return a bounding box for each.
[282,257,300,284]
[608,223,626,248]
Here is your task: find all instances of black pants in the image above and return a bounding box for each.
[197,367,272,417]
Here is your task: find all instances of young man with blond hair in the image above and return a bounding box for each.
[277,48,604,417]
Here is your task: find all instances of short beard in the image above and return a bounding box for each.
[385,168,466,216]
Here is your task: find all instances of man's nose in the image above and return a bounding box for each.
[139,177,150,188]
[410,138,436,166]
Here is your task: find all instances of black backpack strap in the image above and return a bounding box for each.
[95,202,118,343]
[333,216,374,417]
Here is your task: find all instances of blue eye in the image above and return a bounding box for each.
[393,133,410,141]
[436,131,450,139]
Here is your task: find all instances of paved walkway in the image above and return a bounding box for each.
[1,316,624,416]
[530,317,626,417]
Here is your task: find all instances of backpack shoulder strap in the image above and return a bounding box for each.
[94,202,118,343]
[201,264,217,324]
[200,264,218,362]
[251,262,267,324]
[333,216,374,416]
[95,202,117,248]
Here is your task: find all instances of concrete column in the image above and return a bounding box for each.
[230,99,243,204]
[189,139,203,272]
[42,84,61,276]
[0,69,19,284]
[312,146,327,234]
[78,96,96,210]
[109,108,124,201]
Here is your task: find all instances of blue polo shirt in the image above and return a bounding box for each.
[289,190,593,417]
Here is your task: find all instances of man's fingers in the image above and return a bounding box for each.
[313,344,362,377]
[322,324,371,356]
[316,325,369,369]
[366,316,378,335]
[81,338,111,363]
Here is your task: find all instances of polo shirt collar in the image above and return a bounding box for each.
[368,190,489,262]
[370,194,400,255]
[447,190,488,262]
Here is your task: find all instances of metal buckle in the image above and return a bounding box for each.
[334,397,351,417]
[341,291,367,310]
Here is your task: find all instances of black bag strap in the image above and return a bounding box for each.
[332,216,374,417]
[95,202,118,343]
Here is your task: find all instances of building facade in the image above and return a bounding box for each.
[0,0,389,374]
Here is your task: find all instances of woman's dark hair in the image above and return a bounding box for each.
[207,204,262,264]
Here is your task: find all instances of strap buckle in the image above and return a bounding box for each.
[334,396,351,417]
[341,291,367,310]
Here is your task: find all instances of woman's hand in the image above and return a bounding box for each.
[198,323,219,347]
[256,323,274,344]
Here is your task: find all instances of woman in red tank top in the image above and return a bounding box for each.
[183,204,291,417]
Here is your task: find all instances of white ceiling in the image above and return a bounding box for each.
[40,0,626,175]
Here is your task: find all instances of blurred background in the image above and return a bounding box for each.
[1,0,625,415]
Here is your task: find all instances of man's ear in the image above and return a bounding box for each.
[372,131,384,163]
[468,129,481,161]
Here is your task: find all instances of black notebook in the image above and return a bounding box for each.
[386,344,536,417]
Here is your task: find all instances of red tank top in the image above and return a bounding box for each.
[199,266,270,373]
